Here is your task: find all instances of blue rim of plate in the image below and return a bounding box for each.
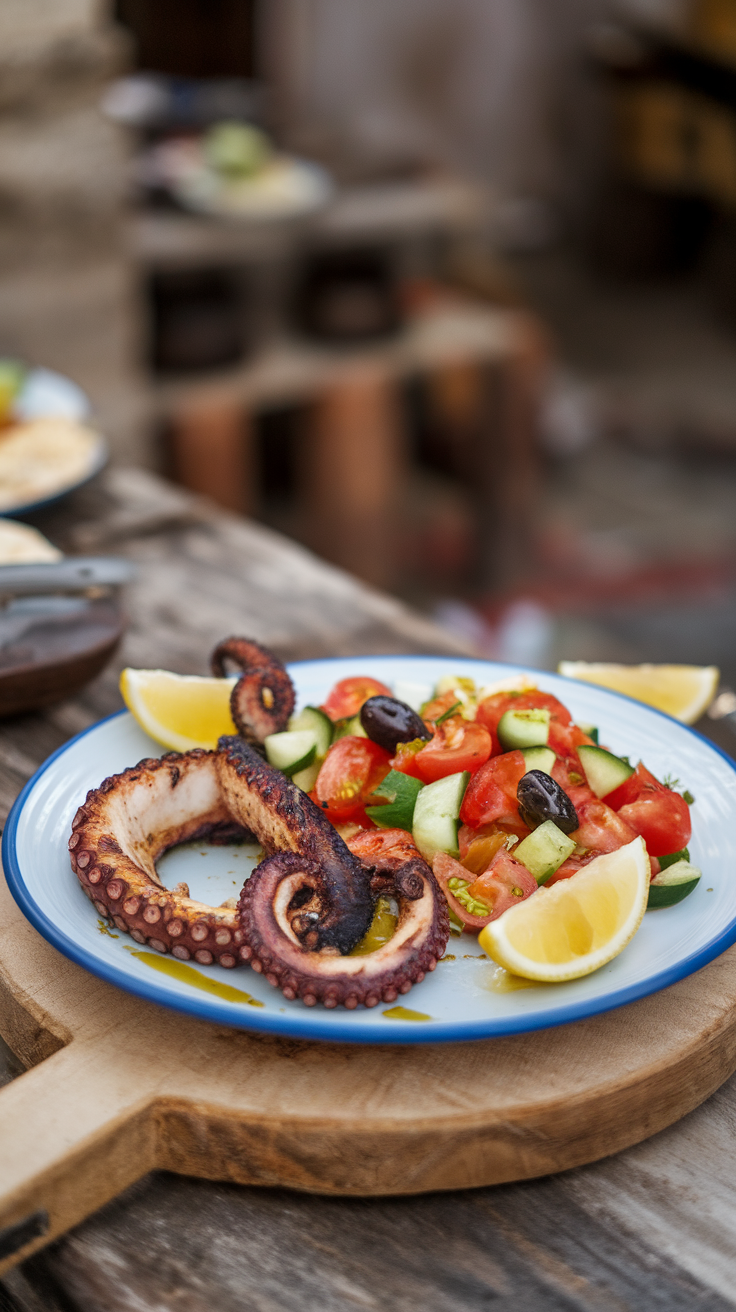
[0,436,108,519]
[4,658,736,1044]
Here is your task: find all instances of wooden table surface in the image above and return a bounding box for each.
[1,466,736,1312]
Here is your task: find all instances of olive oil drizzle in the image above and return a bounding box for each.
[125,947,264,1006]
[382,1006,432,1022]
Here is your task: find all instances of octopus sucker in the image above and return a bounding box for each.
[210,636,295,745]
[69,637,449,1007]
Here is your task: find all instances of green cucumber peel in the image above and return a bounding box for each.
[658,847,690,871]
[365,770,424,831]
[497,707,550,751]
[648,859,701,908]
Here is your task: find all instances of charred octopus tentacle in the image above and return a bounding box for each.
[68,750,252,967]
[69,637,449,1007]
[210,636,295,745]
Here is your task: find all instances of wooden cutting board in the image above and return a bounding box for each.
[2,867,736,1277]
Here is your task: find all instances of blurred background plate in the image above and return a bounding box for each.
[0,365,107,518]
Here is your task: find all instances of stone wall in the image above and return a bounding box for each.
[0,0,150,464]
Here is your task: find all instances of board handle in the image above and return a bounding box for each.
[0,1037,155,1274]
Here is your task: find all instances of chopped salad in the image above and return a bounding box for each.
[263,671,701,935]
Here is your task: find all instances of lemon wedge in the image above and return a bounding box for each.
[120,668,238,751]
[557,661,719,724]
[479,837,649,982]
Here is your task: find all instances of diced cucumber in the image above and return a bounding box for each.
[365,769,423,831]
[497,708,550,751]
[412,771,470,862]
[575,721,599,745]
[521,746,556,775]
[514,820,575,885]
[331,713,368,742]
[288,705,332,757]
[577,744,634,799]
[292,759,320,792]
[648,859,701,908]
[265,729,317,777]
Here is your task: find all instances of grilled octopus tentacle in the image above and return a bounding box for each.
[210,636,295,745]
[69,637,449,1007]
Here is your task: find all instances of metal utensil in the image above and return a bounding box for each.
[0,557,136,598]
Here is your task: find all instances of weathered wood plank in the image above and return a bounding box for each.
[7,1167,732,1312]
[2,465,736,1312]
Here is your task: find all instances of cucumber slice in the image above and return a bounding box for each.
[264,729,317,777]
[292,759,320,792]
[412,771,470,862]
[365,769,423,831]
[288,705,332,757]
[577,745,634,799]
[497,708,550,750]
[521,746,556,775]
[575,721,599,745]
[514,820,575,885]
[648,859,701,908]
[331,713,368,742]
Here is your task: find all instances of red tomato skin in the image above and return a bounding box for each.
[459,750,526,829]
[398,718,492,784]
[618,791,691,857]
[433,849,536,929]
[604,761,660,810]
[465,850,538,914]
[571,797,637,853]
[477,691,572,755]
[321,676,392,722]
[314,736,390,821]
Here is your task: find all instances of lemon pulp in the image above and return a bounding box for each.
[557,661,718,725]
[120,668,238,751]
[479,837,649,982]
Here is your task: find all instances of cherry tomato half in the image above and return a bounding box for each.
[477,691,572,755]
[605,762,692,857]
[392,717,491,784]
[314,736,390,821]
[459,749,526,829]
[618,791,691,857]
[321,676,392,722]
[571,797,637,854]
[433,849,536,929]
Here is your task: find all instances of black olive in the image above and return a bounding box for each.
[517,770,579,834]
[360,696,431,754]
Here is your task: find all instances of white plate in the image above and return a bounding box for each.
[5,657,736,1043]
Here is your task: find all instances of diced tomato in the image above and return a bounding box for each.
[547,847,661,886]
[459,750,526,828]
[604,761,692,857]
[604,761,659,810]
[466,850,537,913]
[314,736,390,821]
[458,821,532,871]
[548,721,595,759]
[392,717,491,784]
[420,689,465,722]
[458,828,509,874]
[433,850,536,929]
[618,790,691,857]
[344,826,420,865]
[571,797,637,854]
[477,691,573,755]
[551,754,597,810]
[321,676,392,722]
